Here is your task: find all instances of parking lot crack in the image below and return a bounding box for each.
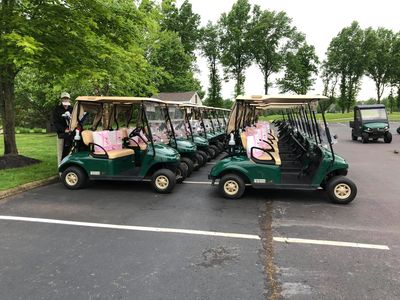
[259,200,282,300]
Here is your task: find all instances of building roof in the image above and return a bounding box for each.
[153,91,198,102]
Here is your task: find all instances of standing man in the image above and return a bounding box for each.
[53,92,73,164]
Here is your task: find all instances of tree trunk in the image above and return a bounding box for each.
[264,73,269,95]
[0,65,18,155]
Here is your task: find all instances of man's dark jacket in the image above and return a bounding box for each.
[53,105,72,138]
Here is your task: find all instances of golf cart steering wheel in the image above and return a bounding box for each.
[129,127,142,138]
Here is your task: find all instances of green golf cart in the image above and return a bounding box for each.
[350,104,392,143]
[58,96,182,193]
[179,103,213,162]
[163,102,205,173]
[209,95,357,204]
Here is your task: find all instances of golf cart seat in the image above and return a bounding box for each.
[81,130,134,159]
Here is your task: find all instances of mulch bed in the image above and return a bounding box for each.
[0,155,41,170]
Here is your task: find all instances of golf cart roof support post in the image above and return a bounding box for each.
[321,111,335,164]
[198,107,207,139]
[234,101,240,138]
[163,103,178,148]
[307,103,318,145]
[184,107,195,142]
[302,106,312,138]
[312,109,322,144]
[297,108,305,134]
[305,104,317,143]
[142,102,156,158]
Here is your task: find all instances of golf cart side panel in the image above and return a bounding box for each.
[138,143,180,177]
[59,151,135,177]
[311,151,349,185]
[210,156,281,184]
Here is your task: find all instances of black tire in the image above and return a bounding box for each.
[192,153,204,170]
[326,175,357,204]
[176,162,188,183]
[219,174,246,199]
[373,138,379,142]
[351,130,357,141]
[384,131,392,143]
[197,150,208,165]
[207,147,216,160]
[180,157,194,176]
[61,166,88,190]
[209,145,219,157]
[361,132,369,143]
[397,127,400,134]
[151,168,176,193]
[216,141,224,152]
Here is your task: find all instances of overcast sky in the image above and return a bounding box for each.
[178,0,400,100]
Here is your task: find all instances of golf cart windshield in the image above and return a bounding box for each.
[145,102,169,143]
[360,108,387,121]
[190,108,204,135]
[168,105,188,139]
[202,110,214,133]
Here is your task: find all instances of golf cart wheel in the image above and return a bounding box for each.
[216,141,224,152]
[206,148,215,161]
[219,174,245,199]
[180,157,194,176]
[209,145,219,157]
[384,131,392,143]
[151,169,176,193]
[193,153,205,170]
[197,150,208,165]
[351,130,357,141]
[61,166,88,190]
[176,162,188,184]
[397,127,400,134]
[326,176,357,204]
[361,133,369,143]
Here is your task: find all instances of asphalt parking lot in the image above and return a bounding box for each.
[0,123,399,300]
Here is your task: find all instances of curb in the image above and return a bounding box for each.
[0,175,59,200]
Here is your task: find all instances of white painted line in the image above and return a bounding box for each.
[0,216,390,250]
[273,237,390,250]
[182,181,212,185]
[0,216,260,240]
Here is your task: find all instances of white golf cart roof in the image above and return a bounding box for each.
[75,96,165,104]
[236,94,328,103]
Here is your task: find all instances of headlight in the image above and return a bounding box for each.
[384,126,389,130]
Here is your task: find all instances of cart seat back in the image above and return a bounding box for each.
[81,130,134,159]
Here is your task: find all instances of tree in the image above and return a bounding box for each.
[364,27,395,103]
[277,37,319,94]
[320,61,338,112]
[160,0,201,57]
[219,0,252,96]
[149,30,201,92]
[249,6,294,94]
[200,22,223,107]
[0,0,162,156]
[0,0,103,155]
[325,21,367,112]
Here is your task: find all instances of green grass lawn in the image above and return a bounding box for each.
[0,134,58,191]
[261,112,400,123]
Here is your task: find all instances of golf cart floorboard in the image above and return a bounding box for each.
[280,171,312,185]
[89,175,146,181]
